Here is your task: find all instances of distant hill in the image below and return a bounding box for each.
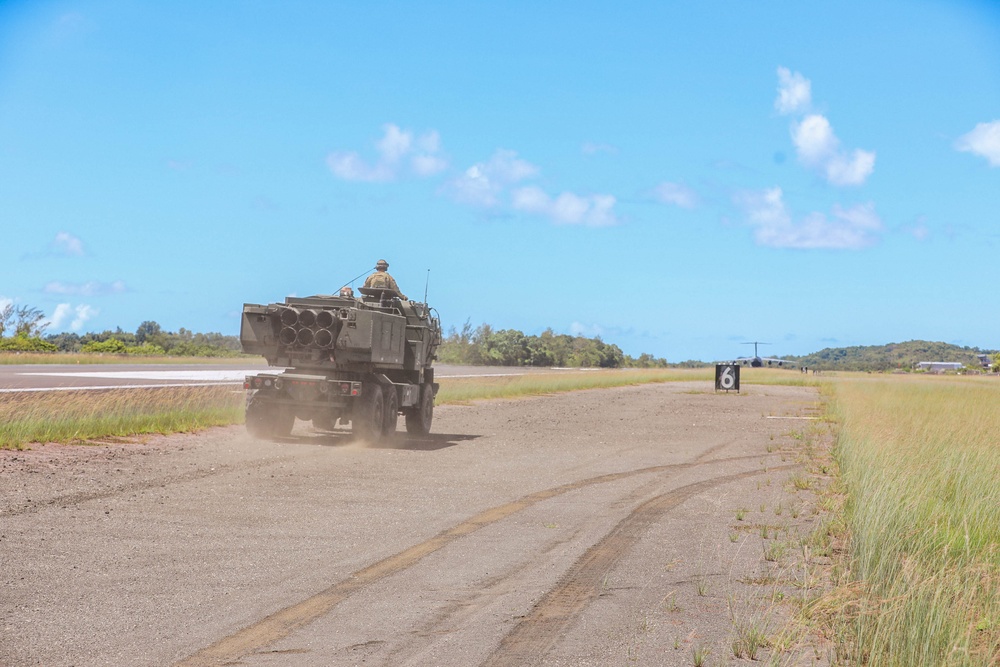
[786,340,996,372]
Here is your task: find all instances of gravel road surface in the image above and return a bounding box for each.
[0,381,827,666]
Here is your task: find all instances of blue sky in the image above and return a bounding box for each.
[1,1,998,361]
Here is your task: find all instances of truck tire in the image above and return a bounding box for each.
[270,407,295,438]
[405,383,434,435]
[245,396,271,439]
[353,384,384,441]
[246,395,294,439]
[383,387,399,436]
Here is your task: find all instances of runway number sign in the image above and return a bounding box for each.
[715,364,740,393]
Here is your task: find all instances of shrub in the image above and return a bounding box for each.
[127,343,167,356]
[81,338,128,354]
[0,335,58,352]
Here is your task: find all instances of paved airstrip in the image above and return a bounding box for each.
[0,363,572,393]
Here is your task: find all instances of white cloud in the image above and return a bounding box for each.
[651,182,698,209]
[791,115,836,163]
[44,303,96,331]
[446,149,539,207]
[326,124,448,182]
[776,68,875,187]
[824,149,876,187]
[512,185,619,227]
[377,124,411,163]
[955,120,1000,167]
[447,148,619,227]
[47,303,72,329]
[902,216,930,241]
[735,187,882,249]
[43,280,127,296]
[775,67,811,115]
[791,114,875,186]
[54,231,84,256]
[412,154,448,176]
[581,142,618,155]
[410,131,447,175]
[71,304,97,330]
[326,151,391,182]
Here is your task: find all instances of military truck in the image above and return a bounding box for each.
[239,286,441,441]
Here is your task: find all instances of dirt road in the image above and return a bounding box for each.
[0,381,827,666]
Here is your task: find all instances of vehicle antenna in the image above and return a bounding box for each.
[338,267,371,292]
[423,269,430,304]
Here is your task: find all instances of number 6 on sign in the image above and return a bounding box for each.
[715,364,740,393]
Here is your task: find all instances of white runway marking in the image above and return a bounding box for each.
[437,373,525,378]
[765,415,819,420]
[0,383,243,394]
[20,370,258,381]
[7,368,546,393]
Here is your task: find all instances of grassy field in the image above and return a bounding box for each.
[825,375,1000,665]
[0,386,245,449]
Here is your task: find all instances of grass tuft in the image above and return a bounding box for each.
[0,386,244,449]
[826,377,1000,664]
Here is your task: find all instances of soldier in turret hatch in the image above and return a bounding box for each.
[363,259,406,299]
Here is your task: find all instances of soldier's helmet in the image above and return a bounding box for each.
[375,259,389,270]
[339,286,354,297]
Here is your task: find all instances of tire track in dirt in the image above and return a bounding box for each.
[173,453,785,667]
[480,464,800,667]
[0,454,302,518]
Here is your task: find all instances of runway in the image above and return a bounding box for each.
[0,363,573,393]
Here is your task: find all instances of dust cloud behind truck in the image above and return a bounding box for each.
[240,286,442,441]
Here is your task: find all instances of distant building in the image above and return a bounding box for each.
[977,354,992,369]
[916,361,964,373]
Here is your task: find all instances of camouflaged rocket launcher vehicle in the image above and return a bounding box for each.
[240,286,441,441]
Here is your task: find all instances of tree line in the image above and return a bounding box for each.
[46,321,242,357]
[437,321,670,368]
[789,340,999,372]
[0,305,241,357]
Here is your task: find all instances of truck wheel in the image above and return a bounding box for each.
[353,385,384,441]
[383,387,399,436]
[246,395,294,439]
[270,407,295,437]
[245,396,271,439]
[405,383,434,435]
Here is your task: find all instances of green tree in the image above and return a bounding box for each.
[135,320,162,344]
[45,331,83,352]
[0,301,14,337]
[13,306,48,338]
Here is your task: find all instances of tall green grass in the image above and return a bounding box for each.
[0,386,245,449]
[830,377,1000,665]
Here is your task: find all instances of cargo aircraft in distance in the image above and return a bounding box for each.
[729,341,792,367]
